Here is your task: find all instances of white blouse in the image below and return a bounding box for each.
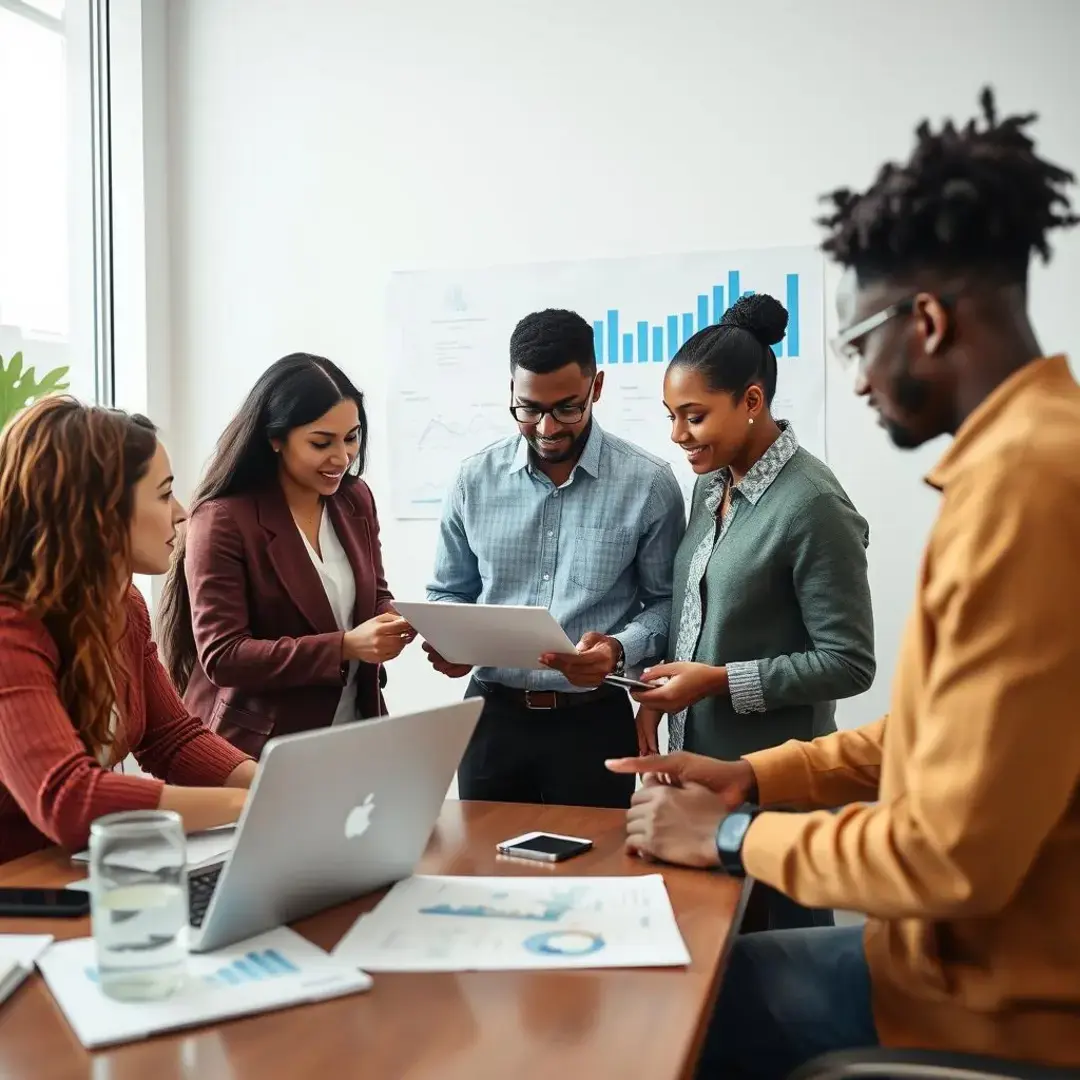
[297,509,360,726]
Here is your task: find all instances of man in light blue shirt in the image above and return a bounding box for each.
[426,308,685,807]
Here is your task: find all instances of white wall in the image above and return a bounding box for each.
[164,0,1080,730]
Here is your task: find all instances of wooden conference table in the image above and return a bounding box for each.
[0,800,747,1080]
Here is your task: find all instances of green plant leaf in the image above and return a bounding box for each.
[0,353,72,434]
[28,365,70,395]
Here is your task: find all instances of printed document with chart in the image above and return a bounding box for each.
[332,875,691,972]
[37,927,371,1048]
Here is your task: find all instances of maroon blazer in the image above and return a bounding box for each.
[182,478,395,758]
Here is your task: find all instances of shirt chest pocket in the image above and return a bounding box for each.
[568,526,635,594]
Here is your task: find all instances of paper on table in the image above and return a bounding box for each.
[0,934,54,1007]
[37,926,372,1049]
[70,825,236,872]
[0,934,54,967]
[332,874,691,972]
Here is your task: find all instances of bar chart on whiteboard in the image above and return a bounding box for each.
[386,248,825,519]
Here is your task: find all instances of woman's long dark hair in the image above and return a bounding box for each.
[157,353,367,692]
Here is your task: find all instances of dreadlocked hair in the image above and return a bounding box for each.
[818,87,1079,284]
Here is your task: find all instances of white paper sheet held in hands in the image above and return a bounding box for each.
[36,926,371,1049]
[331,875,690,972]
[392,601,577,671]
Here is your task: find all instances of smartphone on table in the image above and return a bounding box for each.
[496,832,593,863]
[0,887,91,919]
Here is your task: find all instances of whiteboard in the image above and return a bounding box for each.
[387,248,826,519]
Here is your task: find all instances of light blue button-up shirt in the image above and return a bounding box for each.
[428,422,686,691]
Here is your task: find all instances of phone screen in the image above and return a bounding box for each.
[0,887,91,917]
[504,835,590,859]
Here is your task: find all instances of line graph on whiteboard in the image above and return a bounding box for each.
[387,249,825,519]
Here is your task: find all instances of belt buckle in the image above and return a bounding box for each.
[524,690,555,710]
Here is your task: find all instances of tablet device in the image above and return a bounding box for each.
[393,601,577,670]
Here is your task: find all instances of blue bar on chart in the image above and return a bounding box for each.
[250,949,299,976]
[622,333,633,363]
[786,273,800,356]
[682,312,694,343]
[697,294,709,332]
[606,310,619,365]
[652,325,664,363]
[667,314,679,354]
[728,271,741,307]
[232,958,263,980]
[637,321,649,363]
[712,285,725,324]
[592,320,604,364]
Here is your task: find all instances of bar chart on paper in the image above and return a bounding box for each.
[83,947,303,992]
[203,948,300,988]
[592,271,802,366]
[43,928,371,1049]
[388,248,825,518]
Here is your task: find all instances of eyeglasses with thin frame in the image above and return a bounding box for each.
[830,299,917,368]
[830,294,953,369]
[509,374,598,425]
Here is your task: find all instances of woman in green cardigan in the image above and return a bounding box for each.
[633,292,875,929]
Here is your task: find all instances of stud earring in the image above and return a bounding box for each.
[748,418,755,426]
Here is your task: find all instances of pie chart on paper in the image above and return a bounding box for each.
[522,930,605,957]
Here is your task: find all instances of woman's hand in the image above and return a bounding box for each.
[635,706,662,756]
[343,613,415,664]
[631,662,728,713]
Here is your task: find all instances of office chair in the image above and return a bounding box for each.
[789,1049,1079,1080]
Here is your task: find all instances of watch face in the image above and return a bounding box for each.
[717,811,753,854]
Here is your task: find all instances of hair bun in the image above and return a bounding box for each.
[720,293,788,348]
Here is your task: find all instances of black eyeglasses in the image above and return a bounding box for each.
[831,294,954,368]
[509,375,597,425]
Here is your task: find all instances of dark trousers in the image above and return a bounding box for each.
[696,925,877,1079]
[741,880,836,932]
[459,679,638,808]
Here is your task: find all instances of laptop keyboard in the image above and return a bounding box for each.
[188,863,224,928]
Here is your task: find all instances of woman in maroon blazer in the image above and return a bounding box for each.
[158,353,414,758]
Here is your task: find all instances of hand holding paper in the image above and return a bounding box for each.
[540,631,622,687]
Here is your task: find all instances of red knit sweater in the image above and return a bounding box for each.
[0,587,250,864]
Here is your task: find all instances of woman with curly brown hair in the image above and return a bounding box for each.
[0,397,256,864]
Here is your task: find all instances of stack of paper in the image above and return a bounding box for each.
[70,825,236,872]
[332,874,691,972]
[37,926,372,1048]
[0,935,54,1007]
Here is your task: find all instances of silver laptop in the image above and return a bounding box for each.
[187,698,483,953]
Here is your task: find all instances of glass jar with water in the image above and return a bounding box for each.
[89,810,189,1001]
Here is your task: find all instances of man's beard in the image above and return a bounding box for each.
[884,371,932,450]
[527,418,591,465]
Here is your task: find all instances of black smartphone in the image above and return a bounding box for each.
[0,887,90,919]
[496,832,593,863]
[603,674,659,692]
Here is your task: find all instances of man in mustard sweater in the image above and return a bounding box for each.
[607,88,1080,1077]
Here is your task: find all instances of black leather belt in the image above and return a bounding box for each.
[475,680,619,711]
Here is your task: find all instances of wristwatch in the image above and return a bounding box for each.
[715,804,761,877]
[610,640,626,676]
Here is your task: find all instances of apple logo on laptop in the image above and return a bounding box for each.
[344,793,376,840]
